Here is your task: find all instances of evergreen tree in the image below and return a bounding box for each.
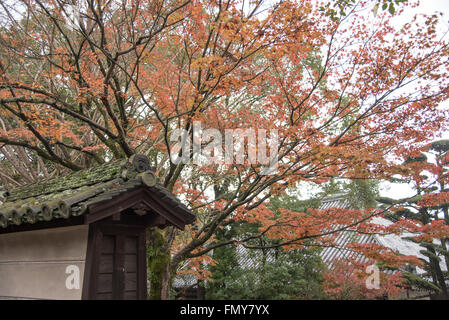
[378,140,449,300]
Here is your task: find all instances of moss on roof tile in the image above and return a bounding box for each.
[0,154,195,230]
[6,159,127,202]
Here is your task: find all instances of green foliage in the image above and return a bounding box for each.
[420,250,441,262]
[270,192,321,213]
[272,178,380,213]
[403,272,442,293]
[431,140,449,154]
[206,248,325,300]
[315,178,380,209]
[206,192,327,300]
[345,179,380,209]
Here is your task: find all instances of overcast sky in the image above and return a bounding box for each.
[404,0,449,20]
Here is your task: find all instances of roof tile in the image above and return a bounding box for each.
[0,155,195,229]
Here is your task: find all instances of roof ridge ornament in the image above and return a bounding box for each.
[137,171,157,187]
[120,154,158,186]
[129,154,150,172]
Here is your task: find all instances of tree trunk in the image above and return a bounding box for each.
[160,261,172,300]
[429,249,449,300]
[147,228,172,300]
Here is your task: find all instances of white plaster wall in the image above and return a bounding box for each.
[0,225,89,300]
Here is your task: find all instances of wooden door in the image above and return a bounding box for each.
[84,224,147,300]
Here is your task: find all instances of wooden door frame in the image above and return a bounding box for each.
[82,220,147,300]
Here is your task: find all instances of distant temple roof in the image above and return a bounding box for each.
[227,194,444,274]
[318,195,446,274]
[319,195,376,268]
[0,154,195,230]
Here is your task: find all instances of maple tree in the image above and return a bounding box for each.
[0,0,449,299]
[323,259,406,300]
[322,0,408,19]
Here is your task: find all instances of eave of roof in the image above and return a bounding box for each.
[0,155,195,230]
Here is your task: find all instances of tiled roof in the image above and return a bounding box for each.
[172,194,436,291]
[231,194,435,273]
[0,154,194,229]
[173,274,198,289]
[319,195,377,268]
[236,244,277,269]
[318,195,447,274]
